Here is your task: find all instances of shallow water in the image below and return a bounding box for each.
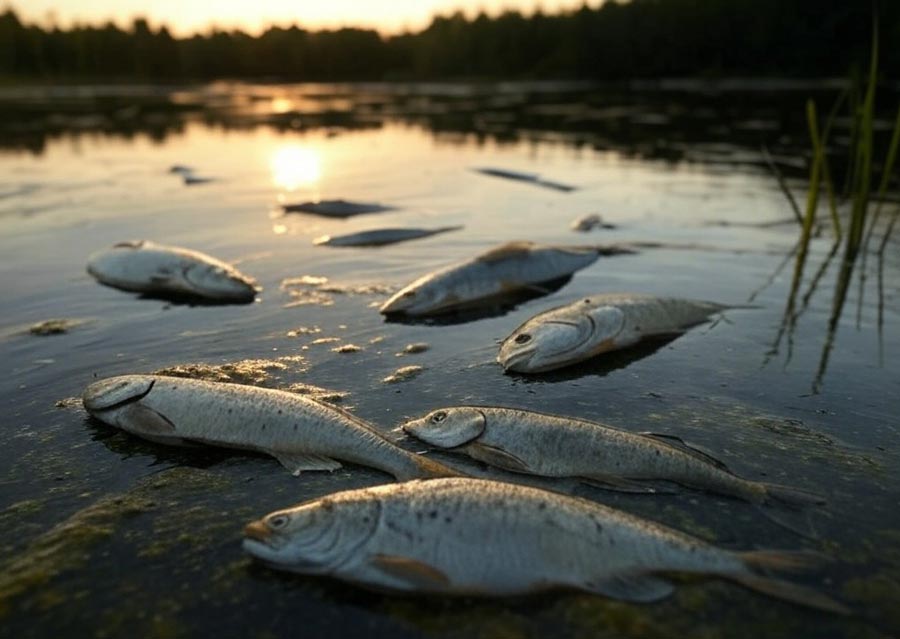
[1,82,898,638]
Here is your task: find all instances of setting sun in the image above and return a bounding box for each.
[270,145,321,191]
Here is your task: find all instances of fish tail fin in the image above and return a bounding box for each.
[398,455,467,481]
[727,572,851,615]
[761,482,826,508]
[739,549,829,573]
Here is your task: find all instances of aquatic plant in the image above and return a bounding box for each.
[768,13,900,392]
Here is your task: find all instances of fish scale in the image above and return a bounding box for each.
[402,406,825,505]
[243,478,847,613]
[82,375,457,480]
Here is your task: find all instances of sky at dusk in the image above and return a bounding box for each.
[9,0,601,35]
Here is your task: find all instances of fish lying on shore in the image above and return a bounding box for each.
[473,167,576,192]
[402,406,822,506]
[87,240,258,303]
[380,242,635,317]
[282,199,394,217]
[82,375,458,480]
[571,213,616,232]
[313,226,463,247]
[498,293,727,373]
[243,478,847,612]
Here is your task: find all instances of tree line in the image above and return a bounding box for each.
[1,0,896,81]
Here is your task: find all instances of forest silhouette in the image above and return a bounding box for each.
[1,1,897,81]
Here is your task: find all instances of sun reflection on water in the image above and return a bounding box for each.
[271,145,321,191]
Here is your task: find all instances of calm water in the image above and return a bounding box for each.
[1,82,898,638]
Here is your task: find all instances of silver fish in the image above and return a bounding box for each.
[402,406,822,506]
[380,242,631,316]
[87,240,258,303]
[282,199,394,218]
[473,167,576,192]
[242,478,847,613]
[313,226,462,247]
[82,375,458,481]
[498,293,726,373]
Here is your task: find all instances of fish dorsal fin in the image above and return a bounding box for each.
[476,242,536,264]
[639,432,730,471]
[586,573,675,602]
[273,452,342,476]
[369,554,451,589]
[465,442,530,472]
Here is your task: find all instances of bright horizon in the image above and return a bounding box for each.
[8,0,602,36]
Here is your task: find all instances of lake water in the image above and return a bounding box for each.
[1,81,898,638]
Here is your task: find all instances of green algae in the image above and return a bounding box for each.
[28,318,85,336]
[0,467,229,618]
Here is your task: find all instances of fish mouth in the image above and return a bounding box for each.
[82,377,156,412]
[497,345,537,372]
[244,520,273,543]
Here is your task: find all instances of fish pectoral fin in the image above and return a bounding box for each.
[637,433,730,471]
[580,475,675,494]
[369,554,451,589]
[587,573,675,602]
[465,442,531,473]
[122,403,177,435]
[273,452,342,476]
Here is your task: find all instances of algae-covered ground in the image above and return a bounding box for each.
[0,82,898,638]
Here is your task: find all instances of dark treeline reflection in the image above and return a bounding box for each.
[1,1,896,81]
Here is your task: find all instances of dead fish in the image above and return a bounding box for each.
[380,242,633,317]
[282,199,394,218]
[498,293,727,373]
[242,477,847,613]
[474,167,576,192]
[82,375,457,481]
[168,164,194,175]
[571,213,616,232]
[87,240,258,303]
[402,406,822,506]
[313,226,462,247]
[183,175,215,186]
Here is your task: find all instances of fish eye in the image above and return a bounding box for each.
[514,334,532,344]
[268,514,289,529]
[430,411,447,423]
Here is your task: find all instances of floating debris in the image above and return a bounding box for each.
[383,365,424,384]
[281,199,394,218]
[310,337,341,346]
[82,375,457,480]
[380,241,634,317]
[313,226,463,247]
[183,175,215,186]
[369,335,386,345]
[398,342,429,356]
[571,213,616,232]
[87,240,258,304]
[168,164,194,175]
[473,167,576,192]
[498,293,729,373]
[332,344,362,353]
[54,397,83,410]
[153,356,307,386]
[29,319,82,336]
[281,275,393,308]
[285,383,348,404]
[242,478,847,613]
[287,326,322,337]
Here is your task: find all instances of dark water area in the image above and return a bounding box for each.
[0,81,898,638]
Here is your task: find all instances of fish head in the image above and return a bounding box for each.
[243,496,380,573]
[181,261,259,302]
[498,301,624,373]
[379,273,450,316]
[82,375,156,412]
[82,375,178,438]
[402,408,486,449]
